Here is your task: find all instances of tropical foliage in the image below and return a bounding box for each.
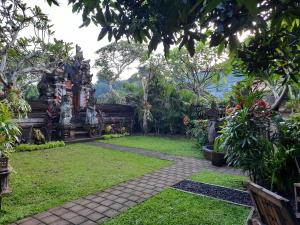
[0,0,73,91]
[48,0,299,60]
[216,81,300,195]
[0,101,20,157]
[186,119,208,147]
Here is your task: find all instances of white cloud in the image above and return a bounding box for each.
[23,0,139,82]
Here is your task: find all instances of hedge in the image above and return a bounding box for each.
[15,141,65,152]
[102,133,129,140]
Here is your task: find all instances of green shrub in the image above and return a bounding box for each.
[102,133,129,140]
[186,119,208,147]
[15,141,65,152]
[0,101,21,157]
[218,106,300,195]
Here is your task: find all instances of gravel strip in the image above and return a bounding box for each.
[173,180,252,207]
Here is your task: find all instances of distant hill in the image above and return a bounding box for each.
[206,73,244,99]
[94,80,126,97]
[95,72,243,99]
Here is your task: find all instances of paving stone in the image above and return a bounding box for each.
[110,203,123,210]
[114,186,125,191]
[103,209,118,218]
[74,199,91,206]
[70,204,86,213]
[111,190,122,195]
[114,197,127,204]
[85,202,99,209]
[97,192,110,198]
[77,208,94,217]
[95,217,109,224]
[132,191,144,196]
[67,215,87,225]
[91,197,105,203]
[127,195,140,202]
[80,221,98,225]
[18,218,40,225]
[48,220,70,225]
[78,199,92,205]
[101,199,114,207]
[61,212,78,220]
[49,207,70,216]
[142,189,155,194]
[34,212,53,220]
[86,212,105,221]
[85,195,98,200]
[42,215,60,224]
[119,193,131,198]
[124,200,136,207]
[94,205,110,213]
[62,202,77,209]
[106,195,118,201]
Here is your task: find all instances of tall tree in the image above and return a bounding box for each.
[0,0,73,91]
[169,41,227,99]
[138,55,167,134]
[95,41,146,93]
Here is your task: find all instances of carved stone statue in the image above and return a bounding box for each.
[59,95,72,126]
[75,45,84,62]
[207,101,219,146]
[32,128,46,145]
[85,105,98,126]
[208,120,217,146]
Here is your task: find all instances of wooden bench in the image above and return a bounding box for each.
[247,182,299,225]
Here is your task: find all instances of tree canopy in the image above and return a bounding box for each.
[95,41,146,90]
[168,41,228,98]
[47,0,299,56]
[0,0,73,91]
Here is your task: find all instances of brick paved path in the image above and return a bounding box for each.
[11,142,243,225]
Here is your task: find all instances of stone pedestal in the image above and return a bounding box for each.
[0,169,11,210]
[295,183,300,218]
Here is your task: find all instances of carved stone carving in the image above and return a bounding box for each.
[85,105,98,126]
[208,120,217,146]
[36,45,101,140]
[59,95,72,126]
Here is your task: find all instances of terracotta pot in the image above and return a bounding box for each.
[211,151,226,167]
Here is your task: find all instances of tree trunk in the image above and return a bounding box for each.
[141,77,148,134]
[143,109,148,134]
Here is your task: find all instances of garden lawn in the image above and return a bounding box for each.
[101,136,203,159]
[104,189,250,225]
[190,170,248,190]
[0,144,171,225]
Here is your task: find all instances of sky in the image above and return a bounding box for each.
[23,0,140,82]
[23,1,250,84]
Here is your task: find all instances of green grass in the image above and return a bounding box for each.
[101,136,202,159]
[104,189,250,225]
[190,170,248,190]
[0,144,171,225]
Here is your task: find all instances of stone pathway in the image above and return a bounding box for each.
[11,142,243,225]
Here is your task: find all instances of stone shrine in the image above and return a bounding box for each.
[37,45,101,140]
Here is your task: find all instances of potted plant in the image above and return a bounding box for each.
[0,101,20,196]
